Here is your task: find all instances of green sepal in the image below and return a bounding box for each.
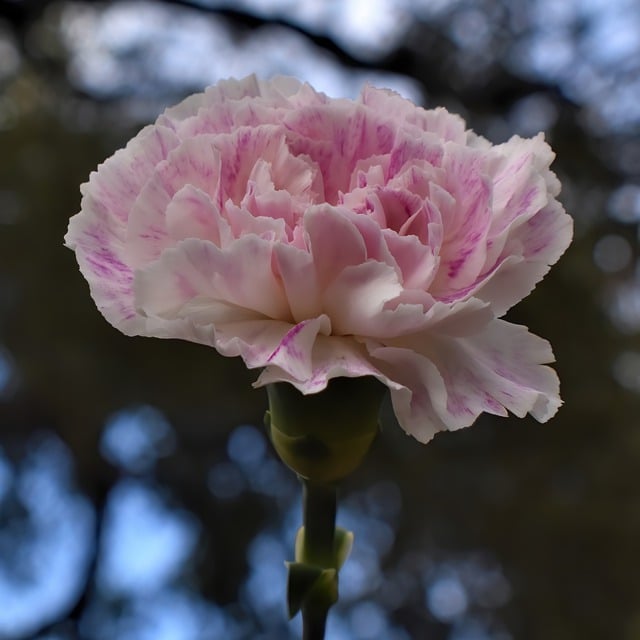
[294,526,354,569]
[333,527,354,570]
[286,562,338,618]
[286,525,354,618]
[266,377,386,483]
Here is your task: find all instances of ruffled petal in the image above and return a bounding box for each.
[430,144,494,294]
[265,315,332,381]
[323,261,403,336]
[382,230,439,291]
[365,344,450,443]
[64,125,180,333]
[360,86,468,145]
[80,125,180,226]
[158,75,263,130]
[255,332,393,394]
[370,319,561,441]
[443,199,573,315]
[141,314,297,371]
[272,243,323,322]
[488,134,551,241]
[305,205,367,291]
[283,102,395,203]
[126,135,224,266]
[166,184,232,246]
[134,235,290,324]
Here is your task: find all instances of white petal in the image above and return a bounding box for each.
[64,125,180,333]
[265,315,332,381]
[134,235,290,322]
[369,319,561,441]
[165,184,232,246]
[255,333,394,395]
[305,205,367,290]
[272,243,323,322]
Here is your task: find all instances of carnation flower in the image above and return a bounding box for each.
[65,75,572,442]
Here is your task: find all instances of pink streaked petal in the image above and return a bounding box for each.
[376,319,561,437]
[158,75,263,129]
[449,320,561,423]
[272,243,323,322]
[141,314,295,370]
[64,216,141,334]
[126,136,226,266]
[134,235,290,321]
[465,200,573,315]
[265,315,332,381]
[214,318,297,368]
[387,134,444,179]
[166,184,232,246]
[471,257,550,317]
[366,344,449,442]
[210,125,303,206]
[424,182,451,250]
[348,156,388,192]
[223,201,288,242]
[327,274,490,343]
[175,102,264,139]
[496,133,561,196]
[170,296,266,326]
[80,125,180,226]
[172,76,327,139]
[64,127,180,334]
[388,158,442,199]
[490,155,548,241]
[382,230,439,290]
[372,297,491,342]
[305,205,367,291]
[340,189,387,228]
[512,199,573,263]
[156,135,222,201]
[360,87,468,144]
[244,143,321,205]
[284,102,395,203]
[125,173,173,267]
[239,153,319,231]
[259,75,329,106]
[370,188,427,238]
[430,147,494,294]
[255,333,393,394]
[239,188,296,231]
[420,298,494,337]
[480,137,555,269]
[339,209,397,268]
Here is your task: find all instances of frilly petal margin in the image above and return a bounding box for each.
[255,330,401,396]
[367,319,561,442]
[133,235,290,323]
[139,314,300,373]
[64,125,180,334]
[471,199,573,316]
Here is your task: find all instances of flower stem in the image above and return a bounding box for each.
[302,603,328,640]
[301,478,337,640]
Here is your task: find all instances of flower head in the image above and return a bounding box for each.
[65,75,573,442]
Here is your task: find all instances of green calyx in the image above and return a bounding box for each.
[286,526,353,618]
[265,376,386,484]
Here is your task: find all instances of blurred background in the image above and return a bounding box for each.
[0,0,639,638]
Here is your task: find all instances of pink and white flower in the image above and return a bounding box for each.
[65,75,573,442]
